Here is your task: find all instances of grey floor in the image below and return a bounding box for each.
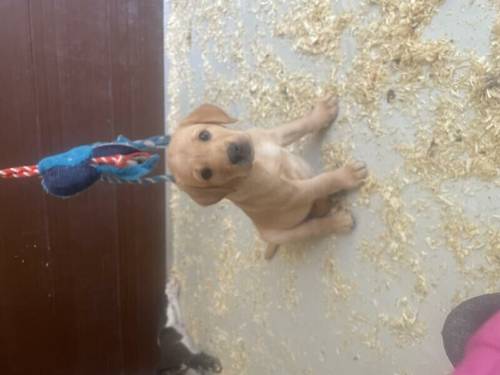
[165,1,500,374]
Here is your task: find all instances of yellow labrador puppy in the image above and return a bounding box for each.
[167,97,368,259]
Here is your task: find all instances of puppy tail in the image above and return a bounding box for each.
[265,244,280,260]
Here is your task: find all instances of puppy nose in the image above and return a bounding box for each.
[227,142,247,165]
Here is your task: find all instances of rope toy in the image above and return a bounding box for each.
[1,135,174,198]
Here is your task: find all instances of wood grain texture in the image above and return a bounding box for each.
[0,1,165,374]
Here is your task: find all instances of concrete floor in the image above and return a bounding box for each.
[165,1,500,374]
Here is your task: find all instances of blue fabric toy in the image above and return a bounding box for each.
[1,135,173,198]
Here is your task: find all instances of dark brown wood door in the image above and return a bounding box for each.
[0,1,165,374]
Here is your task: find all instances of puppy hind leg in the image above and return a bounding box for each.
[263,200,352,260]
[264,243,280,260]
[261,211,355,245]
[264,197,332,261]
[308,197,333,219]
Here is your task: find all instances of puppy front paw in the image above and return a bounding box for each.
[308,95,339,131]
[189,352,223,373]
[339,161,368,190]
[330,209,355,233]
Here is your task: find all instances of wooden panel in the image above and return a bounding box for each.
[0,1,164,374]
[0,2,54,374]
[110,1,166,373]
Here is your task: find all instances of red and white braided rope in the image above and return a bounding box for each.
[0,152,151,179]
[90,152,151,168]
[0,165,39,178]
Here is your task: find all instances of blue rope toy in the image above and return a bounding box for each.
[0,135,174,198]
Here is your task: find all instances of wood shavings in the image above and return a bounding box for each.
[321,141,353,169]
[277,270,302,312]
[483,227,500,289]
[380,308,427,347]
[414,274,429,298]
[440,208,481,268]
[357,175,381,206]
[211,218,239,316]
[379,298,427,347]
[275,0,352,58]
[322,257,356,318]
[347,310,385,354]
[343,0,450,130]
[359,176,433,307]
[166,0,500,372]
[165,1,197,127]
[360,179,417,275]
[213,327,249,375]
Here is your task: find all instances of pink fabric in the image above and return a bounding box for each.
[453,311,500,375]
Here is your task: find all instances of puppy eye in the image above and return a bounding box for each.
[199,130,211,142]
[200,168,213,180]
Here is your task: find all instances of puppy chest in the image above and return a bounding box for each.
[258,141,281,159]
[257,141,311,179]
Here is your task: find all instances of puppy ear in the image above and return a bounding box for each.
[180,185,233,206]
[179,104,237,127]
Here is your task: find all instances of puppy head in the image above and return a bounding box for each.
[167,104,254,206]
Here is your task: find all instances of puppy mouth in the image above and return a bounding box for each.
[227,140,254,166]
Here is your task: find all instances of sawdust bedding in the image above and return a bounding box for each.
[166,1,500,373]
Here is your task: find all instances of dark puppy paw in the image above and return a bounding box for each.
[189,352,222,373]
